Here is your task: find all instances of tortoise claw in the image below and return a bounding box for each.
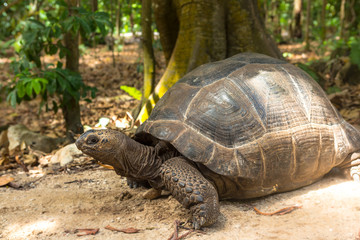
[192,216,206,230]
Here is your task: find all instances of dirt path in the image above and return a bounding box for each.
[1,166,359,240]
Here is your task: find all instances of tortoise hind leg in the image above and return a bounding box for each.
[160,157,220,229]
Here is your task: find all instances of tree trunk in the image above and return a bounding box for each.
[63,0,83,140]
[135,0,156,118]
[138,0,282,123]
[304,0,311,51]
[339,0,346,40]
[153,0,179,65]
[291,0,302,39]
[129,0,136,36]
[269,0,282,42]
[320,0,327,43]
[91,0,98,12]
[116,0,123,36]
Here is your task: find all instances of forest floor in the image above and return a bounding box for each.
[0,42,360,240]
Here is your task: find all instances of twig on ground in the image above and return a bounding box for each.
[254,204,302,216]
[167,220,205,240]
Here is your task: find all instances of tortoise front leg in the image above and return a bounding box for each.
[160,157,219,229]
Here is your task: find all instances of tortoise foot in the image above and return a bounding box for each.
[160,157,220,229]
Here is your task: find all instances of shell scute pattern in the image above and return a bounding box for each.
[137,53,360,181]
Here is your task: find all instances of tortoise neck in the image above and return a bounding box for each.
[120,138,162,181]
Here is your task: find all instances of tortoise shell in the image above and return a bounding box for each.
[136,53,360,197]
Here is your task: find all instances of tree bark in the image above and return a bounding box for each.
[153,0,179,65]
[291,0,302,39]
[135,0,156,119]
[91,0,98,12]
[138,0,282,123]
[339,0,346,40]
[116,0,123,36]
[63,0,83,140]
[320,0,327,43]
[304,0,311,51]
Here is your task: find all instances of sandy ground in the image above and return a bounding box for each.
[1,164,359,240]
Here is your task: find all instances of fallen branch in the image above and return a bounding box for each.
[254,205,302,216]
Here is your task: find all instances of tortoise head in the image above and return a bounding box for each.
[75,129,127,168]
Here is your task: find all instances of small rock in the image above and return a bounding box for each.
[142,188,162,200]
[50,143,83,166]
[7,124,63,154]
[23,154,37,166]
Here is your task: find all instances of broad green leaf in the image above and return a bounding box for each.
[28,19,45,28]
[7,90,17,107]
[48,44,58,55]
[76,16,91,34]
[56,0,68,7]
[350,41,360,68]
[26,82,33,97]
[53,25,62,38]
[120,85,142,100]
[94,20,107,36]
[17,82,26,98]
[32,80,41,95]
[63,16,74,32]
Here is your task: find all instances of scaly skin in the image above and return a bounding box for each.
[160,157,219,229]
[75,129,219,229]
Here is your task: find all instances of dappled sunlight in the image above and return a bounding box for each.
[5,219,58,239]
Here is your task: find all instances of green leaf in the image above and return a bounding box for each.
[350,40,360,68]
[56,0,68,7]
[76,16,91,34]
[32,80,41,95]
[26,82,33,97]
[28,19,45,28]
[56,75,67,91]
[53,25,62,38]
[22,31,38,45]
[17,82,26,98]
[94,20,107,36]
[63,16,74,32]
[7,90,18,107]
[120,85,142,100]
[326,86,342,94]
[48,44,58,55]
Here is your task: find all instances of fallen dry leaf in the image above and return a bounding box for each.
[0,175,14,186]
[105,225,140,234]
[254,205,302,216]
[97,162,114,170]
[75,228,99,236]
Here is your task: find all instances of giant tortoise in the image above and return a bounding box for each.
[76,53,360,229]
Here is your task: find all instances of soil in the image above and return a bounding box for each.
[1,167,360,239]
[1,43,360,240]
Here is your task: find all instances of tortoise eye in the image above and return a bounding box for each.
[87,135,99,145]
